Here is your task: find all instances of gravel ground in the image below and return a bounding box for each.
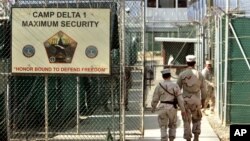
[204,111,230,141]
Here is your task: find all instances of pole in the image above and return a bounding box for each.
[76,76,80,133]
[120,0,126,140]
[44,76,48,141]
[229,23,250,70]
[207,0,211,59]
[6,60,10,141]
[141,0,145,135]
[223,0,229,126]
[215,15,220,119]
[219,15,223,122]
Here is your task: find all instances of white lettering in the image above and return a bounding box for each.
[234,129,247,136]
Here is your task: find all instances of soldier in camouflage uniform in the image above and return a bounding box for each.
[201,60,215,114]
[176,55,207,141]
[151,68,187,141]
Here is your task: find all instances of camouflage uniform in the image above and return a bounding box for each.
[201,65,215,112]
[113,67,130,111]
[177,67,206,141]
[151,78,186,141]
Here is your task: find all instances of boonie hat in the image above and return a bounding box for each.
[186,55,196,62]
[161,68,171,74]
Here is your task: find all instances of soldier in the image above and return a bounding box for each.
[151,68,187,141]
[124,67,131,111]
[176,55,206,141]
[114,67,130,111]
[201,60,215,114]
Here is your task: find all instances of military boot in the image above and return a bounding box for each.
[186,139,191,141]
[193,134,199,141]
[169,137,174,141]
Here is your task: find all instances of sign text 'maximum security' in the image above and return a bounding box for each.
[22,20,99,27]
[21,11,99,27]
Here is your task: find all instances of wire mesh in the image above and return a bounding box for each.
[227,17,250,124]
[0,0,144,140]
[213,12,250,124]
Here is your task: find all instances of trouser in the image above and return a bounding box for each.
[116,91,128,107]
[157,108,178,141]
[204,86,215,111]
[110,76,129,109]
[183,95,202,139]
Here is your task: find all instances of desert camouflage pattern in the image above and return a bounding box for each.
[151,80,185,141]
[177,67,206,140]
[202,67,215,112]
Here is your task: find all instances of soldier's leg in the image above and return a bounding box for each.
[210,90,215,112]
[202,90,211,112]
[203,98,209,110]
[191,106,202,141]
[103,90,111,112]
[167,108,177,140]
[183,106,192,140]
[182,98,193,141]
[207,87,213,108]
[192,120,201,141]
[158,110,169,141]
[124,89,129,111]
[125,71,131,111]
[114,77,121,111]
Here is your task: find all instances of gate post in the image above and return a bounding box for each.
[119,0,126,140]
[45,76,48,141]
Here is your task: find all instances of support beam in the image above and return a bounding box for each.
[229,23,250,70]
[155,37,199,43]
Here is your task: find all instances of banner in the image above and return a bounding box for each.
[12,8,110,74]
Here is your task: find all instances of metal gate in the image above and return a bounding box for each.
[0,0,145,140]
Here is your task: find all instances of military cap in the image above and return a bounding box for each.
[186,55,196,62]
[206,60,212,64]
[161,68,171,74]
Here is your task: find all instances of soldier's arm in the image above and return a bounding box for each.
[151,85,160,110]
[201,69,206,78]
[205,80,214,87]
[202,69,214,87]
[176,76,182,89]
[175,86,185,113]
[200,72,207,100]
[174,85,188,120]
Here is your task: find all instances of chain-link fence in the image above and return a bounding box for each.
[215,17,250,125]
[0,0,144,140]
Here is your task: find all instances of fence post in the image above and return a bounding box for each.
[223,0,229,126]
[45,76,48,141]
[119,0,126,140]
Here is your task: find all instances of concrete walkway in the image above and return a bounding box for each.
[138,111,220,141]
